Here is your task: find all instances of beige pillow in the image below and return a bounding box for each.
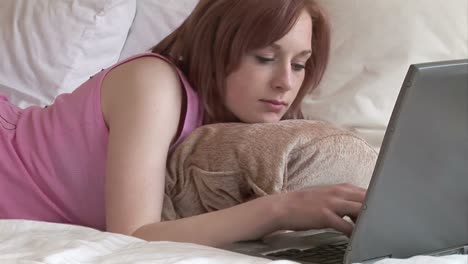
[163,120,378,221]
[304,0,468,151]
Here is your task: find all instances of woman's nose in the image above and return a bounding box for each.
[271,65,293,91]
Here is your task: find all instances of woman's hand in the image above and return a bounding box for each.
[275,183,367,237]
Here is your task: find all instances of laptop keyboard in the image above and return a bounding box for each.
[265,241,348,264]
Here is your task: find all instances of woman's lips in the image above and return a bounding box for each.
[260,99,287,112]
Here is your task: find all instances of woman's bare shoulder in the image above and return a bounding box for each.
[101,55,183,126]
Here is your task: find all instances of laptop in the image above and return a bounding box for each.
[223,59,468,264]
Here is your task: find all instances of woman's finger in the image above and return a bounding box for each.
[326,213,354,237]
[335,200,363,219]
[333,184,367,203]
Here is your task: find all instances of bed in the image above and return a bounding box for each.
[0,220,466,264]
[0,0,467,263]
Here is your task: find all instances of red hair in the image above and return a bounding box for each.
[152,0,330,124]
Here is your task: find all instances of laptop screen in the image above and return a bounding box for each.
[347,59,468,263]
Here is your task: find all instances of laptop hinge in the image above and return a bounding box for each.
[430,245,468,256]
[360,255,392,264]
[358,246,467,263]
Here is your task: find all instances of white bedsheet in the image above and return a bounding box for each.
[0,220,465,264]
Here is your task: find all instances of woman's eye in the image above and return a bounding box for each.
[292,63,306,72]
[255,56,275,64]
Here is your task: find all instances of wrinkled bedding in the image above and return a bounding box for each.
[0,220,465,264]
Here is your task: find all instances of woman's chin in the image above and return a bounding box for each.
[240,113,283,124]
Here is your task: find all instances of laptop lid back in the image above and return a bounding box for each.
[346,59,468,263]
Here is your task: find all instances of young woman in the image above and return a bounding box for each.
[0,0,366,247]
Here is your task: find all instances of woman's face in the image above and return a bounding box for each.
[224,10,313,123]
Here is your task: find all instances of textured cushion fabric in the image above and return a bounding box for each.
[118,0,197,61]
[163,120,377,220]
[304,0,468,151]
[0,0,136,107]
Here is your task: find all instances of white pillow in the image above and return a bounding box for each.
[0,0,136,107]
[303,0,468,151]
[118,0,197,61]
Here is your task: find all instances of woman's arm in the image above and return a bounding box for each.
[133,194,283,247]
[101,57,366,247]
[102,57,182,236]
[133,183,364,247]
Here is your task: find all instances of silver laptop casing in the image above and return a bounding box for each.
[346,59,468,263]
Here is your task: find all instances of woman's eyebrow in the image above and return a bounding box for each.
[269,43,312,56]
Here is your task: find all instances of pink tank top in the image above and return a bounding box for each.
[0,53,203,230]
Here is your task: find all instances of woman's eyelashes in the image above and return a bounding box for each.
[292,64,306,71]
[254,55,306,72]
[255,55,275,64]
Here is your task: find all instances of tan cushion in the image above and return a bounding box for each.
[163,120,378,221]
